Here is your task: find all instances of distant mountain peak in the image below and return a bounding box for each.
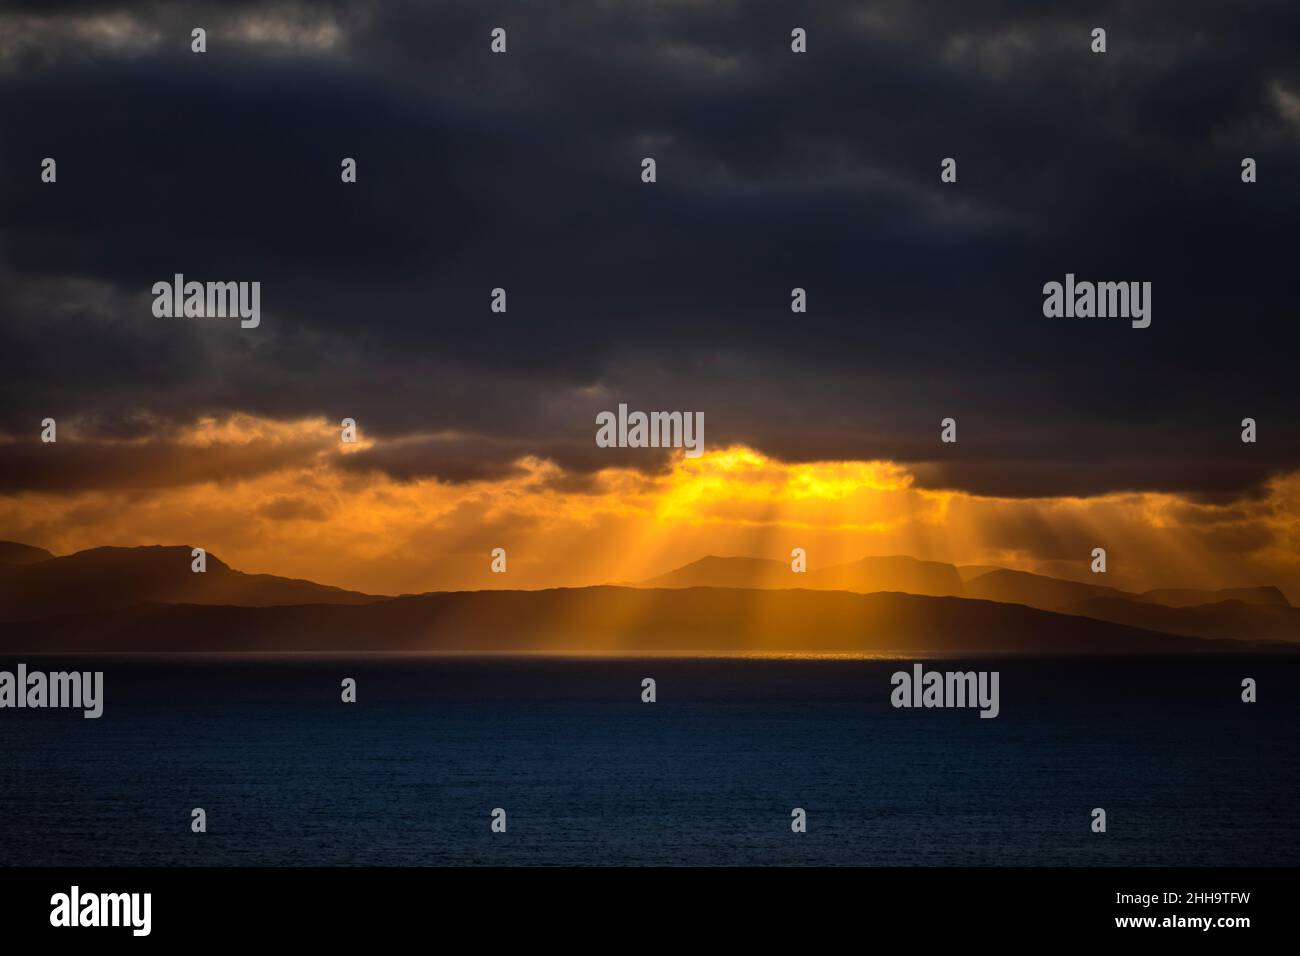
[0,541,55,565]
[0,543,378,622]
[639,553,965,597]
[66,543,231,570]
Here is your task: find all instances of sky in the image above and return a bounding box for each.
[0,1,1297,597]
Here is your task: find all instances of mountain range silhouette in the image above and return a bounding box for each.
[0,543,1294,654]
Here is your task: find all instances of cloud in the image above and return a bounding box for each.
[0,414,339,493]
[0,0,1296,501]
[0,2,351,70]
[257,494,330,521]
[2,421,1298,599]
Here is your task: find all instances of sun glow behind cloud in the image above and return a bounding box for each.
[0,415,1297,600]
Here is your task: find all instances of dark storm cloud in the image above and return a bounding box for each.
[0,428,330,493]
[335,424,691,484]
[0,0,1297,496]
[257,495,329,521]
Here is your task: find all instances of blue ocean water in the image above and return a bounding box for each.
[1,655,1296,866]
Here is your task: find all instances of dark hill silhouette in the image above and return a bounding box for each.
[0,586,1267,655]
[1065,596,1300,643]
[1136,586,1289,608]
[641,557,1289,612]
[642,554,963,596]
[639,555,790,589]
[963,568,1126,609]
[805,556,964,596]
[0,540,54,565]
[0,545,380,622]
[966,568,1292,614]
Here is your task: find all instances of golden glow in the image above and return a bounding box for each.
[1,414,1297,601]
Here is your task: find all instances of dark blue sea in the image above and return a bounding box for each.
[1,655,1296,866]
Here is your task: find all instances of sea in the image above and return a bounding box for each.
[1,655,1296,866]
